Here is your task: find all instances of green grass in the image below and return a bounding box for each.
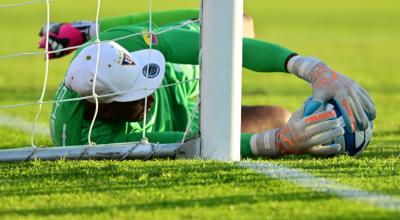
[1,0,400,219]
[1,160,399,220]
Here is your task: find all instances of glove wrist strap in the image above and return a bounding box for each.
[287,55,324,82]
[72,21,98,41]
[250,128,279,156]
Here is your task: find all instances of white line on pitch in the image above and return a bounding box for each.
[0,114,49,136]
[239,161,400,211]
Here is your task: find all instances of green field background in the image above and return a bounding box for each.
[0,0,399,219]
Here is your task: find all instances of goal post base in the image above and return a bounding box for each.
[176,138,201,159]
[0,139,200,162]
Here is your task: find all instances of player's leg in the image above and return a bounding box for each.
[241,105,291,133]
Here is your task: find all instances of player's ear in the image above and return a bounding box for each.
[243,12,255,38]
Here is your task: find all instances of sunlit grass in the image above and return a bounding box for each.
[0,0,399,219]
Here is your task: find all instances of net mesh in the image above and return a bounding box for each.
[0,0,201,156]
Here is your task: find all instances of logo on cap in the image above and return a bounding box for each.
[117,50,135,66]
[142,64,160,78]
[122,53,135,65]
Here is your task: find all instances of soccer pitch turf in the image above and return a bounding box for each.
[0,0,400,219]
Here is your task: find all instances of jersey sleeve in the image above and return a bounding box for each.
[154,29,295,72]
[243,38,295,73]
[84,23,295,72]
[100,9,199,31]
[93,24,201,65]
[157,31,295,72]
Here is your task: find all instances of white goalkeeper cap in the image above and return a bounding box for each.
[65,41,165,103]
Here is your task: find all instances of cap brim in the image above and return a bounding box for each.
[111,49,166,102]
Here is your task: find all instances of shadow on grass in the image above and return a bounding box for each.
[0,172,272,198]
[361,140,400,159]
[0,192,331,217]
[0,161,270,197]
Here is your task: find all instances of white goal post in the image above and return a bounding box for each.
[200,0,243,161]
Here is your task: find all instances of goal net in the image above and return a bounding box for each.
[0,0,242,161]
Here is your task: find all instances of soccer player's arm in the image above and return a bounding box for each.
[102,26,202,65]
[243,38,296,73]
[100,9,199,31]
[155,29,296,72]
[102,23,296,72]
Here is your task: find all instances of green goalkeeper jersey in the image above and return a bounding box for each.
[50,10,295,156]
[51,21,202,146]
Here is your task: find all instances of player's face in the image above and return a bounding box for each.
[84,96,155,122]
[84,95,154,122]
[112,95,155,121]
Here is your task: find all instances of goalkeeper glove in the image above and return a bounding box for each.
[38,21,96,59]
[250,108,344,157]
[287,55,376,133]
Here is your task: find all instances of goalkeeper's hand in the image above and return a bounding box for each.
[287,55,376,133]
[38,21,96,59]
[250,108,344,157]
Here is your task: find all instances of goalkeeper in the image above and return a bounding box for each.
[42,9,375,157]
